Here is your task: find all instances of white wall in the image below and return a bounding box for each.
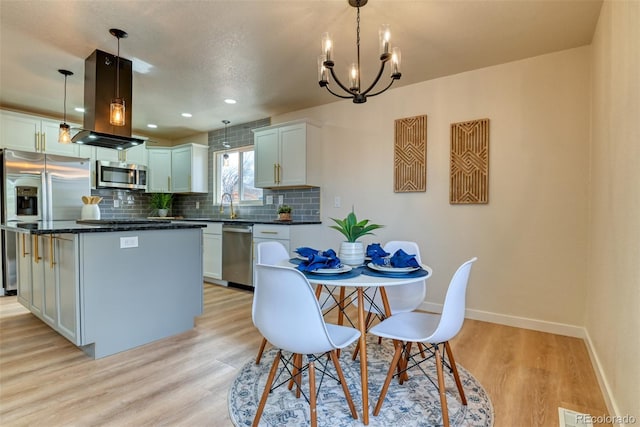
[587,0,640,420]
[276,46,591,331]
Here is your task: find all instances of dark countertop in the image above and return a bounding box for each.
[174,218,322,225]
[1,220,206,235]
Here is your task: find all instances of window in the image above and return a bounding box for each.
[215,146,262,204]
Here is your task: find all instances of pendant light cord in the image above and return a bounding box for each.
[115,37,120,99]
[63,75,67,123]
[356,1,361,92]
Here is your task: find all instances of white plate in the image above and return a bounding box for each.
[310,265,352,274]
[367,262,420,273]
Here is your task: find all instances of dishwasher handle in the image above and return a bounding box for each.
[223,225,253,234]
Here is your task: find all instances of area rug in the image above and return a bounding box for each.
[228,336,493,426]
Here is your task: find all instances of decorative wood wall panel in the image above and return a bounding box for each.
[394,115,427,192]
[450,119,489,204]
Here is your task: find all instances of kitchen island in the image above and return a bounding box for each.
[1,220,205,359]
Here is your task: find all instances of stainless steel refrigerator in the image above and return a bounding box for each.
[1,149,91,295]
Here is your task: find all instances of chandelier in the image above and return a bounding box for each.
[318,0,401,104]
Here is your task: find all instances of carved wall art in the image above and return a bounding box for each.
[394,115,427,192]
[450,118,489,204]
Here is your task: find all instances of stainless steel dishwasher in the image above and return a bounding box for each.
[222,224,253,288]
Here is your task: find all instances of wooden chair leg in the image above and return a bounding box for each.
[435,345,451,427]
[308,358,317,427]
[252,350,281,427]
[329,350,358,420]
[417,342,426,358]
[399,341,412,384]
[255,337,268,364]
[444,341,467,405]
[373,345,403,416]
[288,353,303,399]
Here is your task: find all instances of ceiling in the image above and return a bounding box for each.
[0,0,603,141]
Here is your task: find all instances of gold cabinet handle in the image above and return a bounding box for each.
[35,132,40,152]
[273,164,277,184]
[21,234,29,257]
[189,175,192,190]
[33,235,41,263]
[168,176,171,191]
[49,235,56,270]
[278,164,281,184]
[42,132,46,152]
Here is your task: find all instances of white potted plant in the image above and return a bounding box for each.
[330,209,383,266]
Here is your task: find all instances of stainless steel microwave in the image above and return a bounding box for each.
[96,160,147,190]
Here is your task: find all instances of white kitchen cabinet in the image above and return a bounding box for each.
[203,223,222,281]
[253,120,321,188]
[171,144,208,193]
[253,224,291,258]
[1,110,80,156]
[147,148,172,192]
[147,143,208,193]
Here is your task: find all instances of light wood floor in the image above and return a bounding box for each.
[0,284,610,426]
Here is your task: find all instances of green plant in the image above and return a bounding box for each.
[330,209,383,243]
[277,205,292,214]
[149,193,173,210]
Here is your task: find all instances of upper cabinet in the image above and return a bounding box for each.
[147,143,208,193]
[253,120,321,188]
[1,110,80,157]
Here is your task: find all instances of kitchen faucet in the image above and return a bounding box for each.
[220,192,237,219]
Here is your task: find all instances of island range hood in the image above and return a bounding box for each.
[72,49,143,150]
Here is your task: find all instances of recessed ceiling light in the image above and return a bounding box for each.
[74,107,85,112]
[224,98,237,104]
[181,113,192,118]
[147,124,158,128]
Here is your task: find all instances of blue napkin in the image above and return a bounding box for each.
[295,247,322,259]
[366,243,389,258]
[296,249,341,272]
[390,249,420,268]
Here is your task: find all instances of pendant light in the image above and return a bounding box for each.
[222,120,231,167]
[109,28,127,126]
[318,0,401,103]
[58,69,73,144]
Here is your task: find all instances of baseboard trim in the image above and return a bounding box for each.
[419,302,584,337]
[582,329,621,426]
[418,301,620,424]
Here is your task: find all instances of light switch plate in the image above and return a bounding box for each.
[266,195,273,205]
[278,195,284,205]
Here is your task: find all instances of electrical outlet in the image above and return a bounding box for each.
[120,236,138,248]
[113,199,120,208]
[278,195,284,205]
[266,195,273,205]
[334,196,341,208]
[196,201,200,209]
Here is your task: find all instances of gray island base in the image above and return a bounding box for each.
[6,222,204,359]
[79,228,203,358]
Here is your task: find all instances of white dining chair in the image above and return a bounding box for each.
[253,241,290,364]
[252,263,361,427]
[352,241,429,359]
[369,257,477,427]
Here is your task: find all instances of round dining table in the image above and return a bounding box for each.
[281,260,433,425]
